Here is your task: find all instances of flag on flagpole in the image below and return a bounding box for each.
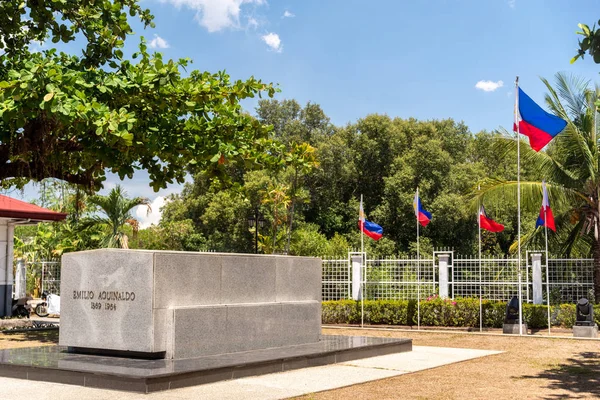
[536,181,556,231]
[479,206,504,232]
[359,199,383,240]
[514,87,567,151]
[413,191,432,227]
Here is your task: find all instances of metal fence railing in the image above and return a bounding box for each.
[322,258,351,301]
[322,252,595,304]
[364,258,436,300]
[19,260,62,297]
[452,256,520,301]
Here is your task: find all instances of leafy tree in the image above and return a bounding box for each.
[572,22,600,64]
[131,220,206,251]
[283,142,319,253]
[261,183,291,253]
[475,73,600,300]
[0,0,277,191]
[256,99,333,146]
[289,223,329,256]
[85,185,150,248]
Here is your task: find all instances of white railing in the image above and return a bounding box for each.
[322,251,594,303]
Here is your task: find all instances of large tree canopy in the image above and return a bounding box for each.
[0,0,277,191]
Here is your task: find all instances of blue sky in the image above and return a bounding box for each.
[9,0,600,226]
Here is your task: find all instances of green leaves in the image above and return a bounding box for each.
[573,21,600,65]
[0,36,277,190]
[0,0,154,68]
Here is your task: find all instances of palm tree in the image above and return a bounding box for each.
[475,72,600,301]
[87,185,151,249]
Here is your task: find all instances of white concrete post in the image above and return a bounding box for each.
[14,259,26,299]
[438,253,450,299]
[351,254,363,300]
[0,220,12,317]
[532,253,543,304]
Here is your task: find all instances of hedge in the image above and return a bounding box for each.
[322,298,600,329]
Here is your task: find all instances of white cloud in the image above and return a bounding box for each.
[135,196,167,229]
[261,32,282,52]
[162,0,266,32]
[247,17,259,29]
[475,80,504,92]
[282,10,294,18]
[508,0,516,8]
[149,34,170,49]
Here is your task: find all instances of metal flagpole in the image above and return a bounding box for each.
[544,186,551,335]
[360,194,364,328]
[478,185,483,332]
[515,76,524,336]
[416,187,421,330]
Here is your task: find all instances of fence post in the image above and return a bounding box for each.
[532,253,543,304]
[351,254,363,300]
[438,253,450,299]
[14,259,26,298]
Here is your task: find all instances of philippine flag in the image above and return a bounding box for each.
[479,206,504,232]
[359,199,383,240]
[536,181,556,231]
[413,191,432,227]
[514,87,567,152]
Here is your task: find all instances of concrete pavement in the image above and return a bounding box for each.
[0,346,501,399]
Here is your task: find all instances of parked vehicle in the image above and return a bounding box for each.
[34,291,60,317]
[11,296,32,318]
[34,291,49,317]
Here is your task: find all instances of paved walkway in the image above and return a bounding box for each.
[0,346,501,400]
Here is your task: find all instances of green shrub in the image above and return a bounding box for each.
[555,304,576,328]
[523,304,549,329]
[321,299,592,328]
[321,300,359,324]
[482,301,505,328]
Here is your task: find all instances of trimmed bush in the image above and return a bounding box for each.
[322,299,600,329]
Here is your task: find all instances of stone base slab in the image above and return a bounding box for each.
[502,323,528,334]
[573,325,598,338]
[0,335,412,393]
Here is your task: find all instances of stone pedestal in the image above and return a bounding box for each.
[573,325,599,338]
[502,323,528,334]
[59,250,321,359]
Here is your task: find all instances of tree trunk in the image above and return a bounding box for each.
[593,237,600,303]
[284,170,298,255]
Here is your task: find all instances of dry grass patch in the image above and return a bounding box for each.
[291,328,600,400]
[0,330,58,350]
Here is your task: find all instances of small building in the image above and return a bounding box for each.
[0,195,67,317]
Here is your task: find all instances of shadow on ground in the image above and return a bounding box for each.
[1,330,58,344]
[523,351,600,399]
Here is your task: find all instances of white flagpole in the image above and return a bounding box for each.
[360,194,364,328]
[515,76,524,336]
[478,185,483,332]
[416,187,421,330]
[544,185,551,335]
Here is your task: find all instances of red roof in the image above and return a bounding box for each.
[0,195,67,222]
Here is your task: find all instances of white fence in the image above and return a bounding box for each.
[13,260,61,297]
[322,251,594,304]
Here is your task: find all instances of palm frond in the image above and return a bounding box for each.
[492,133,580,188]
[469,179,588,214]
[552,72,590,120]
